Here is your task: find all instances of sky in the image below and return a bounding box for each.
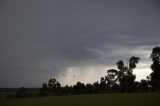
[0,0,160,87]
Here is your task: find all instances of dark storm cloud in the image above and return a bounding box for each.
[0,0,160,87]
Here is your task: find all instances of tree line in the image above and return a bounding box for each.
[16,46,160,97]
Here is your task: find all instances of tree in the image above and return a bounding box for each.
[73,82,85,94]
[62,85,73,95]
[93,81,100,93]
[105,69,119,92]
[48,78,61,95]
[116,56,140,92]
[48,78,61,89]
[86,83,93,94]
[99,77,107,92]
[39,83,48,96]
[150,46,160,90]
[139,79,149,92]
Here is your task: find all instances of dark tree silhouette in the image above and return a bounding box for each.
[73,82,85,94]
[42,83,48,91]
[116,56,140,92]
[105,69,119,92]
[48,78,61,95]
[93,81,100,93]
[62,85,73,95]
[106,69,118,86]
[85,83,93,94]
[48,78,61,89]
[39,83,48,96]
[150,46,160,90]
[139,79,149,92]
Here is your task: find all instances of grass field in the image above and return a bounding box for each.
[0,93,160,106]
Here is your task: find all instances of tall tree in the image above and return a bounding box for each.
[106,69,118,87]
[48,78,61,95]
[116,56,140,92]
[150,46,160,90]
[73,82,85,94]
[39,83,48,96]
[105,69,119,92]
[100,77,107,92]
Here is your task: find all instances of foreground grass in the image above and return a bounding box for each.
[0,93,160,106]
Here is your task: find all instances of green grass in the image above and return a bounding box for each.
[1,93,160,106]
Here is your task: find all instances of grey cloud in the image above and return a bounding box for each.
[0,0,159,87]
